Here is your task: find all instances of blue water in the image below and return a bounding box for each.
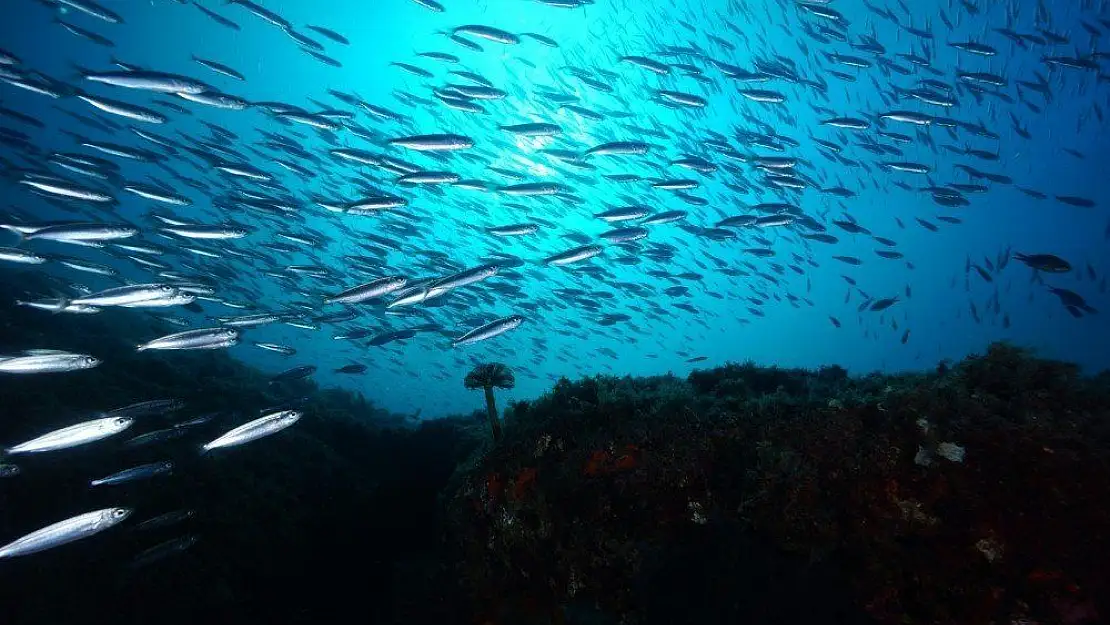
[1,0,1107,419]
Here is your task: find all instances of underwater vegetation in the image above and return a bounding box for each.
[446,343,1110,625]
[465,362,516,443]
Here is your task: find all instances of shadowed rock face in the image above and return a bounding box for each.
[443,343,1110,625]
[635,521,871,625]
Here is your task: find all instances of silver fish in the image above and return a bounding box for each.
[72,284,179,306]
[16,299,101,314]
[325,276,408,304]
[202,410,302,451]
[0,350,101,374]
[6,416,133,454]
[90,461,174,487]
[177,90,250,110]
[137,327,239,351]
[253,342,297,355]
[433,264,499,291]
[544,244,604,266]
[106,399,184,419]
[57,0,123,24]
[388,133,474,151]
[487,223,539,236]
[0,508,132,559]
[0,247,48,264]
[122,184,191,205]
[55,257,117,276]
[17,179,115,203]
[76,94,167,124]
[386,285,450,308]
[83,70,209,94]
[119,291,196,308]
[22,222,135,243]
[453,315,525,346]
[159,224,249,239]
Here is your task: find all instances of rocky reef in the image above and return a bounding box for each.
[445,345,1109,625]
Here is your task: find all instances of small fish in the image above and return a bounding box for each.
[453,315,525,346]
[0,350,100,374]
[452,25,519,44]
[388,133,473,151]
[870,297,900,312]
[305,25,349,45]
[335,364,367,374]
[106,399,184,419]
[6,416,133,454]
[0,508,131,559]
[253,342,297,356]
[90,461,174,487]
[129,534,199,569]
[136,509,195,531]
[325,276,408,303]
[270,365,316,384]
[136,328,239,351]
[57,0,124,24]
[1013,253,1071,273]
[545,244,604,266]
[202,410,302,451]
[0,247,48,264]
[83,70,209,94]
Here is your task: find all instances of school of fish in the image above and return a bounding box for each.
[0,0,1108,562]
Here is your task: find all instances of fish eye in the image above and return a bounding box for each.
[111,508,127,518]
[114,418,129,426]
